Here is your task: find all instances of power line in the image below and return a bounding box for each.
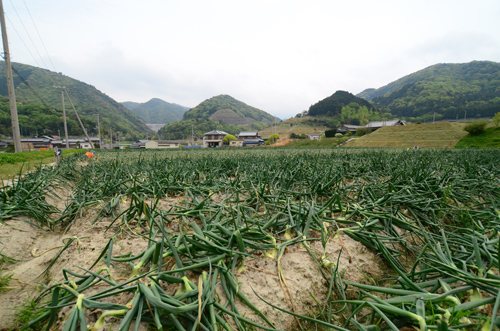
[5,15,39,66]
[1,53,49,106]
[22,0,58,73]
[7,0,48,69]
[11,64,48,106]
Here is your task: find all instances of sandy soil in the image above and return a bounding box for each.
[0,193,387,330]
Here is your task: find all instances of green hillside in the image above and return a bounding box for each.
[159,95,276,140]
[357,61,500,121]
[183,94,275,124]
[307,90,383,127]
[346,122,468,148]
[455,125,500,148]
[0,62,152,140]
[121,98,188,124]
[309,90,376,117]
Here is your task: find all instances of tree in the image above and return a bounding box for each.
[222,134,236,145]
[269,133,279,144]
[493,112,500,126]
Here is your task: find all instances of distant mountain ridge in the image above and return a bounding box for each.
[121,98,188,124]
[357,61,500,120]
[0,61,152,139]
[158,95,276,140]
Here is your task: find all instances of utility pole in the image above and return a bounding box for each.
[55,87,69,149]
[93,114,100,149]
[191,124,194,145]
[464,110,467,122]
[433,112,435,123]
[0,0,21,152]
[63,89,94,149]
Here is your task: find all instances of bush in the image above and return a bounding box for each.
[464,120,488,135]
[356,127,368,136]
[290,133,307,139]
[335,133,343,138]
[325,129,337,138]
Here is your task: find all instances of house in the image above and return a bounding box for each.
[237,131,261,140]
[20,137,53,151]
[337,124,362,134]
[365,120,406,130]
[243,138,265,147]
[230,139,244,147]
[203,130,228,148]
[130,140,149,149]
[337,120,406,134]
[236,131,264,146]
[308,134,322,140]
[51,137,100,149]
[145,140,180,149]
[80,142,93,149]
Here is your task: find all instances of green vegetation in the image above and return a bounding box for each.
[308,90,377,119]
[259,116,330,138]
[183,94,274,125]
[355,127,369,136]
[222,133,236,145]
[348,122,468,148]
[455,125,500,148]
[159,118,241,140]
[0,149,81,179]
[0,255,13,292]
[285,136,350,147]
[493,112,500,126]
[121,98,188,124]
[267,133,279,144]
[358,61,500,121]
[160,95,275,139]
[1,148,498,330]
[9,298,48,331]
[338,102,386,126]
[0,61,152,140]
[464,120,488,135]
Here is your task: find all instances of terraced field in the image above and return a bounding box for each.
[347,122,468,148]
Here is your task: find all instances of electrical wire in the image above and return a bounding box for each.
[22,0,58,74]
[0,53,50,108]
[5,15,39,66]
[8,0,48,69]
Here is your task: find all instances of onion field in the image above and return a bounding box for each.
[1,148,499,331]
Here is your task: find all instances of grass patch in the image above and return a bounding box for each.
[285,136,350,147]
[259,116,331,137]
[347,122,467,148]
[455,126,500,148]
[0,149,82,179]
[8,298,48,331]
[0,255,14,292]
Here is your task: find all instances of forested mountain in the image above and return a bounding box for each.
[357,61,500,120]
[307,90,383,126]
[0,62,152,140]
[183,95,275,124]
[159,95,276,140]
[121,98,188,124]
[309,91,376,117]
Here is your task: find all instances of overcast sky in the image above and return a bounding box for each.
[4,0,500,119]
